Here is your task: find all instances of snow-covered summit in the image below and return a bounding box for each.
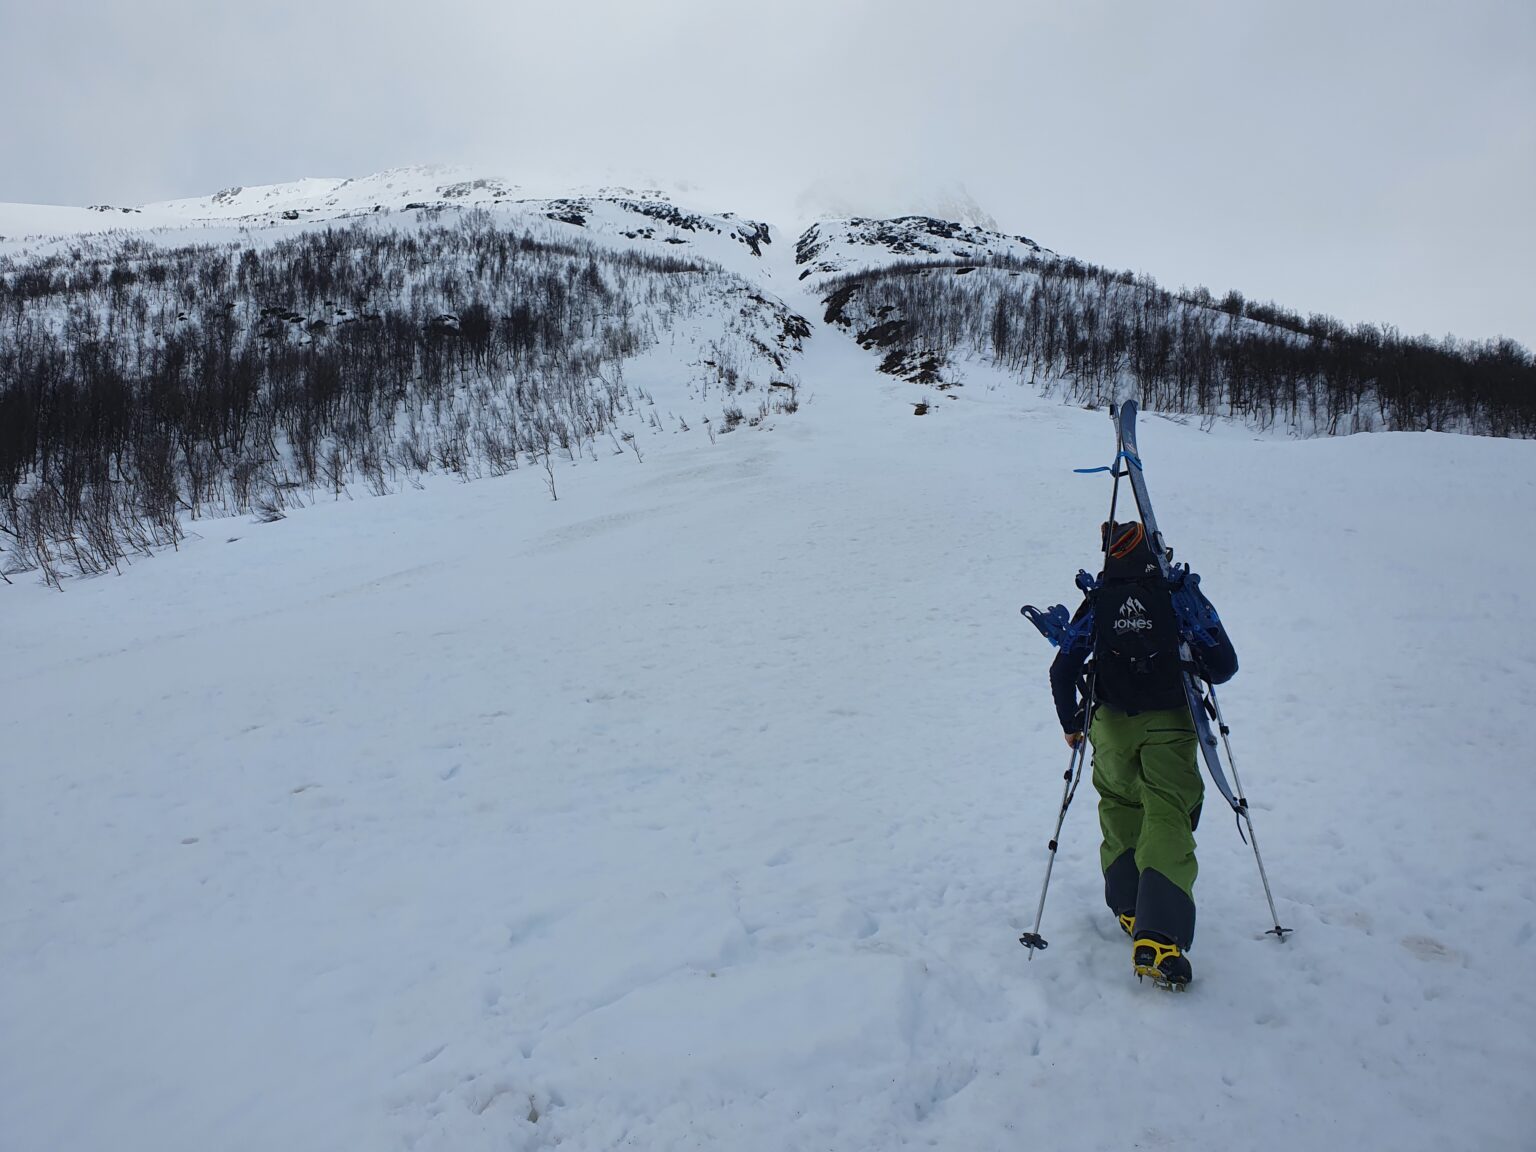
[794,215,1051,286]
[794,176,1002,233]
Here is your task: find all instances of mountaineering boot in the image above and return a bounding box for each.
[1133,936,1192,990]
[1117,913,1136,938]
[1133,868,1196,951]
[1102,850,1139,931]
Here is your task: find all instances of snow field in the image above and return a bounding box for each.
[3,295,1535,1149]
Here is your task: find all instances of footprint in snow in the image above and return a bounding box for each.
[1400,934,1462,964]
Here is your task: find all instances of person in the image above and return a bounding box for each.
[1048,520,1237,988]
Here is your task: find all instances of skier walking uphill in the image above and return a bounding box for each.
[1048,520,1238,988]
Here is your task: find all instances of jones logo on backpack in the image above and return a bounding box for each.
[1114,598,1154,633]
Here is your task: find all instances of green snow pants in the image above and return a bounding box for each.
[1089,703,1203,948]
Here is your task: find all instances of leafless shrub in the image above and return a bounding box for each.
[542,450,557,501]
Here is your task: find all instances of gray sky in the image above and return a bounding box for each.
[4,0,1532,347]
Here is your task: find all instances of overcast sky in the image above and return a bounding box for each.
[3,0,1532,347]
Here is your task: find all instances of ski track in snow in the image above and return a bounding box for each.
[4,241,1536,1151]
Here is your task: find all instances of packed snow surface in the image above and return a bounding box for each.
[4,196,1535,1151]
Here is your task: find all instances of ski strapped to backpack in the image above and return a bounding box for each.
[1110,402,1246,816]
[1020,400,1290,942]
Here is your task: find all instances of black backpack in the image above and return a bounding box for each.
[1090,533,1187,715]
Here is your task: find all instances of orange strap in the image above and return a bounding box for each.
[1109,521,1145,559]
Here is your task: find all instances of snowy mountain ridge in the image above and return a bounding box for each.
[4,164,1009,246]
[0,164,1039,291]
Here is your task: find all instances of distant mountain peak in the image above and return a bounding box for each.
[794,177,1000,232]
[794,215,1050,285]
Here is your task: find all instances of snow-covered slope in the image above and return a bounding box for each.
[3,171,1534,1151]
[0,170,821,583]
[5,250,1536,1151]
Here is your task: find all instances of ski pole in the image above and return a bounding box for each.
[1019,728,1089,955]
[1206,682,1291,940]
